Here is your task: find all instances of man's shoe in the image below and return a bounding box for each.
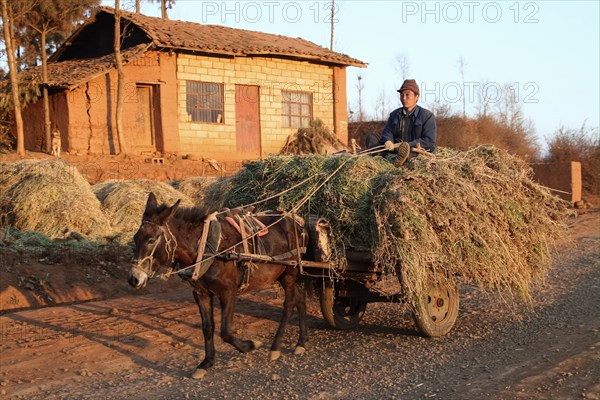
[394,142,410,167]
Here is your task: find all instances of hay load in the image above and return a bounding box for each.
[215,146,568,304]
[171,176,216,206]
[0,159,111,239]
[93,179,195,243]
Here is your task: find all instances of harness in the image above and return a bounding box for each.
[153,210,308,289]
[131,221,177,280]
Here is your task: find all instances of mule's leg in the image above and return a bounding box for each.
[270,273,297,361]
[293,284,308,356]
[192,290,215,379]
[219,289,262,353]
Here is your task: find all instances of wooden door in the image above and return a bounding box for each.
[235,84,261,158]
[134,85,154,149]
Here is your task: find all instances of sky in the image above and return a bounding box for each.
[105,1,599,146]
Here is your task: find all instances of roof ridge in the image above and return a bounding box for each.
[96,5,365,67]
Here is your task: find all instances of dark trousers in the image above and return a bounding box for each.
[365,132,381,149]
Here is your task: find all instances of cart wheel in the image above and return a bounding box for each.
[320,284,367,330]
[412,280,459,337]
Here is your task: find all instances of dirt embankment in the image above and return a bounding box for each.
[0,152,240,184]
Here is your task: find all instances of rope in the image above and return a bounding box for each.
[216,174,323,215]
[157,145,391,279]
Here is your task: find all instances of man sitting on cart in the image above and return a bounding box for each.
[366,79,437,166]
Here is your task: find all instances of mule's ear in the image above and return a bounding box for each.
[145,192,158,212]
[157,199,181,224]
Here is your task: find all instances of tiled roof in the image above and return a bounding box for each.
[99,6,365,67]
[8,44,149,89]
[2,7,365,91]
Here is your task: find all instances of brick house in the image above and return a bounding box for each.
[17,6,365,160]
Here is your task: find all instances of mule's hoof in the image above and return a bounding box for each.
[269,350,281,361]
[293,346,306,356]
[191,368,208,380]
[252,340,263,350]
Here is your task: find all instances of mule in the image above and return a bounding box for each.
[128,193,309,379]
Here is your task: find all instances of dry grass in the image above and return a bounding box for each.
[280,119,347,155]
[216,146,569,305]
[93,179,194,243]
[171,176,216,206]
[0,160,111,239]
[373,146,568,304]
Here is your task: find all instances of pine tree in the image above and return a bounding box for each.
[27,0,100,152]
[1,0,25,155]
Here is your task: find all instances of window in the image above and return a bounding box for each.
[186,81,224,123]
[281,91,312,128]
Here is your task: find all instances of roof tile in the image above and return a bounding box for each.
[100,6,365,67]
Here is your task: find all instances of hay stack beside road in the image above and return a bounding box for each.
[216,146,569,303]
[0,159,111,239]
[93,179,195,243]
[171,176,215,206]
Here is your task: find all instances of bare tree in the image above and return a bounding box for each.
[476,79,491,118]
[375,87,390,121]
[457,56,467,118]
[1,0,25,155]
[393,53,411,82]
[114,0,127,154]
[356,75,364,123]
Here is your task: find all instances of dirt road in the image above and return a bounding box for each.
[1,211,598,400]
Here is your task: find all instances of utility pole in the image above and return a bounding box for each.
[329,0,334,50]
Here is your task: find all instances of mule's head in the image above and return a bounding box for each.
[128,192,181,289]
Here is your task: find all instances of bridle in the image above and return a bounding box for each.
[131,220,178,280]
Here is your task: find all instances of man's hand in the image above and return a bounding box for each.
[384,140,395,151]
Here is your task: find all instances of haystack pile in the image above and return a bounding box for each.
[213,146,568,303]
[280,119,347,155]
[171,176,216,206]
[0,160,111,239]
[93,179,195,243]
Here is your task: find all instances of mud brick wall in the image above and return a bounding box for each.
[21,51,347,159]
[531,161,582,204]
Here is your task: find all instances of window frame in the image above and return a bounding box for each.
[281,90,313,129]
[185,81,225,124]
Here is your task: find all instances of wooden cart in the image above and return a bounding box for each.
[300,216,460,337]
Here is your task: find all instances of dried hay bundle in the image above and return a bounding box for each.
[171,176,216,206]
[280,119,347,155]
[373,146,568,303]
[218,146,568,304]
[93,179,194,243]
[0,160,111,239]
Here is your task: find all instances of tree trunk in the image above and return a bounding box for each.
[114,0,127,154]
[161,0,168,19]
[1,0,25,156]
[135,0,140,13]
[41,29,52,153]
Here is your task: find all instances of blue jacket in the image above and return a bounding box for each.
[378,105,436,152]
